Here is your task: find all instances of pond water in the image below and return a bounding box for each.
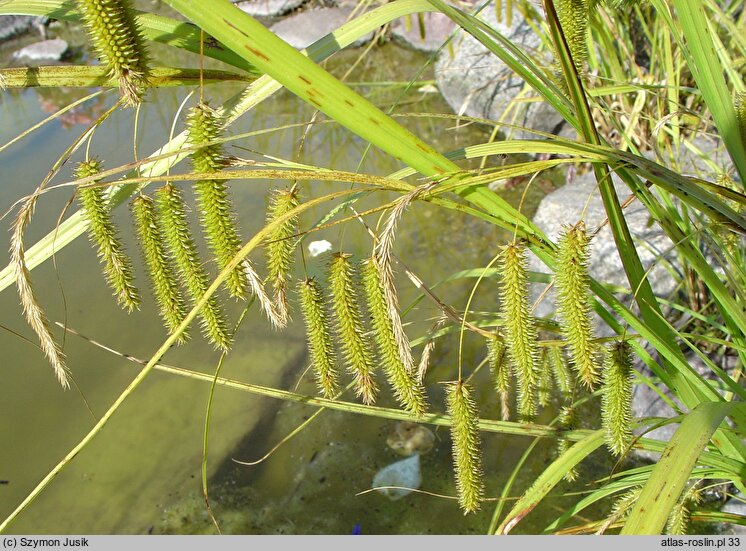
[0,8,591,535]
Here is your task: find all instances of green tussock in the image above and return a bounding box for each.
[601,340,634,456]
[487,335,510,420]
[187,104,247,299]
[131,194,189,343]
[555,222,599,389]
[265,188,300,326]
[445,381,484,514]
[75,0,148,104]
[328,253,377,405]
[362,258,427,417]
[76,159,140,312]
[556,405,579,482]
[499,241,539,421]
[666,483,703,535]
[298,278,339,398]
[555,0,592,72]
[155,183,231,351]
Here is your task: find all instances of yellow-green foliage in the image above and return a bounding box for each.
[75,0,148,104]
[265,188,300,326]
[76,159,140,312]
[362,257,427,417]
[298,277,339,398]
[445,381,484,514]
[555,222,599,388]
[556,405,579,482]
[666,483,703,535]
[156,183,231,350]
[131,194,188,343]
[186,102,247,300]
[499,241,539,420]
[601,340,634,456]
[328,253,377,404]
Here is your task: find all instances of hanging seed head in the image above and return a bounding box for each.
[265,188,300,326]
[601,340,634,456]
[298,278,339,398]
[362,257,427,417]
[555,0,591,72]
[548,346,573,397]
[555,222,600,389]
[736,92,746,149]
[556,405,579,482]
[445,381,484,514]
[131,194,189,343]
[76,159,140,312]
[538,348,554,407]
[487,335,511,420]
[499,241,539,421]
[666,483,703,535]
[155,183,231,351]
[328,253,378,405]
[186,103,226,174]
[75,0,148,105]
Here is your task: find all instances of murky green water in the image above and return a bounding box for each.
[0,10,585,535]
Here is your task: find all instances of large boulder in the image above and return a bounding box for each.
[269,7,373,49]
[0,15,47,42]
[235,0,308,18]
[12,38,69,62]
[434,3,566,139]
[391,12,457,53]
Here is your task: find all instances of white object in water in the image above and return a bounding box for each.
[372,454,422,501]
[308,239,332,257]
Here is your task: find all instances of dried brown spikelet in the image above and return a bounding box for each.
[298,278,339,398]
[446,381,484,514]
[11,195,69,387]
[75,0,148,105]
[362,257,427,416]
[328,253,377,404]
[601,340,634,456]
[131,194,189,343]
[76,159,140,312]
[265,188,300,327]
[499,241,539,421]
[555,222,599,389]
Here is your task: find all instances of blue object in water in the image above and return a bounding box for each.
[351,523,362,535]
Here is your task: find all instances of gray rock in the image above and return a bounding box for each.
[434,3,565,139]
[235,0,308,18]
[269,7,373,49]
[528,169,678,322]
[12,38,69,62]
[392,12,456,53]
[0,15,48,42]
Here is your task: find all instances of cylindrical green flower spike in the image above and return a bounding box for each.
[666,483,702,535]
[499,241,539,421]
[538,348,554,407]
[75,0,148,105]
[76,159,140,312]
[548,346,573,398]
[186,102,248,300]
[328,253,377,405]
[131,194,189,343]
[446,380,484,514]
[265,188,300,327]
[736,92,746,149]
[487,335,510,421]
[362,257,427,417]
[556,405,579,482]
[298,278,339,398]
[601,340,634,456]
[156,183,231,351]
[555,0,591,72]
[555,222,600,389]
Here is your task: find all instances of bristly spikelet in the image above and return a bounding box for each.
[666,483,703,535]
[362,257,427,417]
[186,102,248,300]
[298,278,339,398]
[555,222,600,389]
[328,253,377,405]
[555,0,591,72]
[131,194,189,343]
[548,346,573,397]
[445,381,484,514]
[265,188,300,327]
[736,92,746,148]
[538,349,554,407]
[601,341,634,456]
[155,183,231,351]
[76,159,140,312]
[487,335,510,421]
[75,0,148,105]
[499,241,539,421]
[556,405,579,482]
